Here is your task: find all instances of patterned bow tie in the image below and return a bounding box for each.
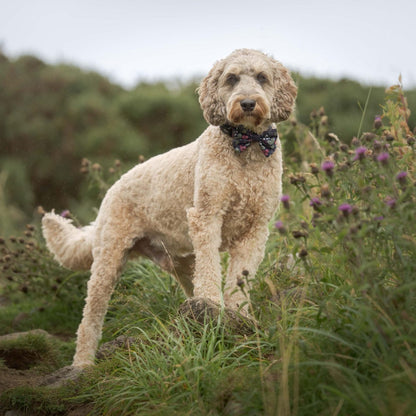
[220,123,278,157]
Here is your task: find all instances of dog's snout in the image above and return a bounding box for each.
[240,99,256,112]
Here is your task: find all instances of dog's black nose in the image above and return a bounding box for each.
[240,99,256,112]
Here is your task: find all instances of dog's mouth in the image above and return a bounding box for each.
[227,96,270,127]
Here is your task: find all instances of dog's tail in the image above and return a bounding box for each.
[42,211,94,271]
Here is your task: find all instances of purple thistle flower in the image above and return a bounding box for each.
[396,171,408,184]
[321,160,335,177]
[274,220,287,235]
[60,210,70,218]
[384,196,396,208]
[374,115,383,129]
[309,197,322,210]
[338,203,353,217]
[374,215,384,222]
[353,146,367,161]
[280,194,290,209]
[377,152,389,164]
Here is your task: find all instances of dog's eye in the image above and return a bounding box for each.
[257,73,268,85]
[226,74,239,86]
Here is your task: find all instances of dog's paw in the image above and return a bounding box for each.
[178,297,255,335]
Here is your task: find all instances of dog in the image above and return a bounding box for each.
[42,48,297,367]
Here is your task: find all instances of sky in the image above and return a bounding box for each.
[1,0,415,88]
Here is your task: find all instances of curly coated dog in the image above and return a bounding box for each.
[42,48,297,367]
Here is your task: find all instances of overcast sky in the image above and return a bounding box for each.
[1,0,415,88]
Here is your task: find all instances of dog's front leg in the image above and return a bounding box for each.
[224,224,270,313]
[187,207,224,304]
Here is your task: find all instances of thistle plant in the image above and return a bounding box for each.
[267,82,416,413]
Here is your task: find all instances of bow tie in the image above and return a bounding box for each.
[220,123,278,157]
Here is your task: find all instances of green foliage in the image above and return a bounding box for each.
[118,81,207,155]
[0,224,87,335]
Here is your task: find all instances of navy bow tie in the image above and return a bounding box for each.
[220,123,278,157]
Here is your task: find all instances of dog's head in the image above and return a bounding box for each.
[198,49,297,130]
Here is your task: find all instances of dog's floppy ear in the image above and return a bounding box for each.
[198,59,227,126]
[270,60,297,123]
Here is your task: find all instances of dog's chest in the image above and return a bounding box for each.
[221,159,280,244]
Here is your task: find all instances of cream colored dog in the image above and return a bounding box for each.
[42,49,297,368]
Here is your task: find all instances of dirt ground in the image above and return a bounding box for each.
[0,330,93,416]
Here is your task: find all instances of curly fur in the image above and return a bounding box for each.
[42,48,297,367]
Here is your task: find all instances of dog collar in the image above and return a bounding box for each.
[220,123,278,157]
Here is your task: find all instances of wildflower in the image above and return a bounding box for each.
[274,221,287,235]
[321,160,335,177]
[351,137,360,147]
[374,215,384,222]
[92,163,101,171]
[298,247,308,258]
[338,203,353,217]
[320,184,331,198]
[361,132,376,142]
[310,163,319,175]
[340,144,349,152]
[309,197,322,210]
[396,171,407,184]
[407,136,415,146]
[377,152,389,164]
[374,115,383,129]
[280,194,290,209]
[292,230,308,239]
[384,196,396,208]
[353,146,367,161]
[60,210,70,218]
[373,140,382,151]
[300,221,309,230]
[289,174,306,185]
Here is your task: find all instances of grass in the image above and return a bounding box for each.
[1,83,416,415]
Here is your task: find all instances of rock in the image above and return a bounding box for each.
[40,365,84,388]
[178,297,255,335]
[96,335,136,360]
[0,329,53,343]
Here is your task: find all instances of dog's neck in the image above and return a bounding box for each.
[220,123,278,158]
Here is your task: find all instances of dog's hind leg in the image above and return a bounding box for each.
[72,227,137,368]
